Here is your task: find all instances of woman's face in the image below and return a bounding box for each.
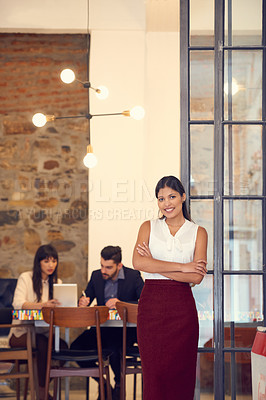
[157,185,185,220]
[40,257,57,280]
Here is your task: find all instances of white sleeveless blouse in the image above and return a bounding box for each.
[143,218,199,280]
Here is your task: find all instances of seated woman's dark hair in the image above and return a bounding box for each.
[33,244,59,302]
[155,175,191,221]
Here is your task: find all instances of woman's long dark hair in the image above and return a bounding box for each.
[32,244,58,302]
[155,175,191,221]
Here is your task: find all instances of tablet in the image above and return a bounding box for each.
[53,283,77,307]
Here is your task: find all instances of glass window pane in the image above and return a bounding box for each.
[190,0,214,46]
[191,200,213,269]
[224,275,264,323]
[224,352,252,397]
[224,125,262,196]
[224,51,262,121]
[191,125,214,195]
[193,275,214,347]
[196,352,214,398]
[224,354,231,397]
[224,324,257,348]
[190,51,214,120]
[224,200,263,270]
[225,0,262,46]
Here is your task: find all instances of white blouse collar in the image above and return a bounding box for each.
[162,219,190,252]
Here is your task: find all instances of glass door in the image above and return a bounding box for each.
[180,0,266,399]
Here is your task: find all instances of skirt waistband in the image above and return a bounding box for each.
[144,279,189,287]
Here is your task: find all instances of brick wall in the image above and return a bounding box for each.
[0,33,89,292]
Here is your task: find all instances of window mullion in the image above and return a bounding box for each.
[180,0,190,194]
[214,0,225,399]
[262,0,266,325]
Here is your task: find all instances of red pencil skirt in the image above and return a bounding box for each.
[137,279,199,400]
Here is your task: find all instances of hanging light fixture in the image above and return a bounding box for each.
[32,108,141,128]
[32,0,144,168]
[60,68,76,84]
[60,68,109,99]
[83,144,98,168]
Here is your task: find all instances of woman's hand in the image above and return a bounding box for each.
[136,242,153,258]
[42,299,61,308]
[182,260,207,276]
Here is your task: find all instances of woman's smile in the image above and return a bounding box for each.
[164,207,175,213]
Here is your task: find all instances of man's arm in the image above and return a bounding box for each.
[115,267,144,304]
[78,271,98,307]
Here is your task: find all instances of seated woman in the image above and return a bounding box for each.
[9,244,67,400]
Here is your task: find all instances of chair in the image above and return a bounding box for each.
[0,308,38,400]
[0,279,17,336]
[116,301,142,400]
[0,279,35,399]
[0,279,17,307]
[42,306,112,400]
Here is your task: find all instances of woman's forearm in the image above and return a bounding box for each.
[22,302,42,310]
[133,252,206,278]
[133,253,183,273]
[160,271,204,284]
[22,299,60,309]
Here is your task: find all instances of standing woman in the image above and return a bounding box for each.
[9,244,66,400]
[132,176,208,400]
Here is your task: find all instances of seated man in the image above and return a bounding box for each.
[70,245,144,400]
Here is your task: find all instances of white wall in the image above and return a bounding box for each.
[88,28,149,270]
[88,27,180,271]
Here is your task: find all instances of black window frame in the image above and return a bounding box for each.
[180,0,266,398]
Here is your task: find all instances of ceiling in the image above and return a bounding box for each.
[0,0,179,33]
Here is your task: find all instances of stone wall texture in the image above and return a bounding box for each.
[0,33,89,293]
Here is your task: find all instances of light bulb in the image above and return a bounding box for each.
[83,145,98,168]
[32,113,47,127]
[83,153,98,168]
[130,106,145,120]
[224,78,239,96]
[60,69,75,84]
[95,86,109,100]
